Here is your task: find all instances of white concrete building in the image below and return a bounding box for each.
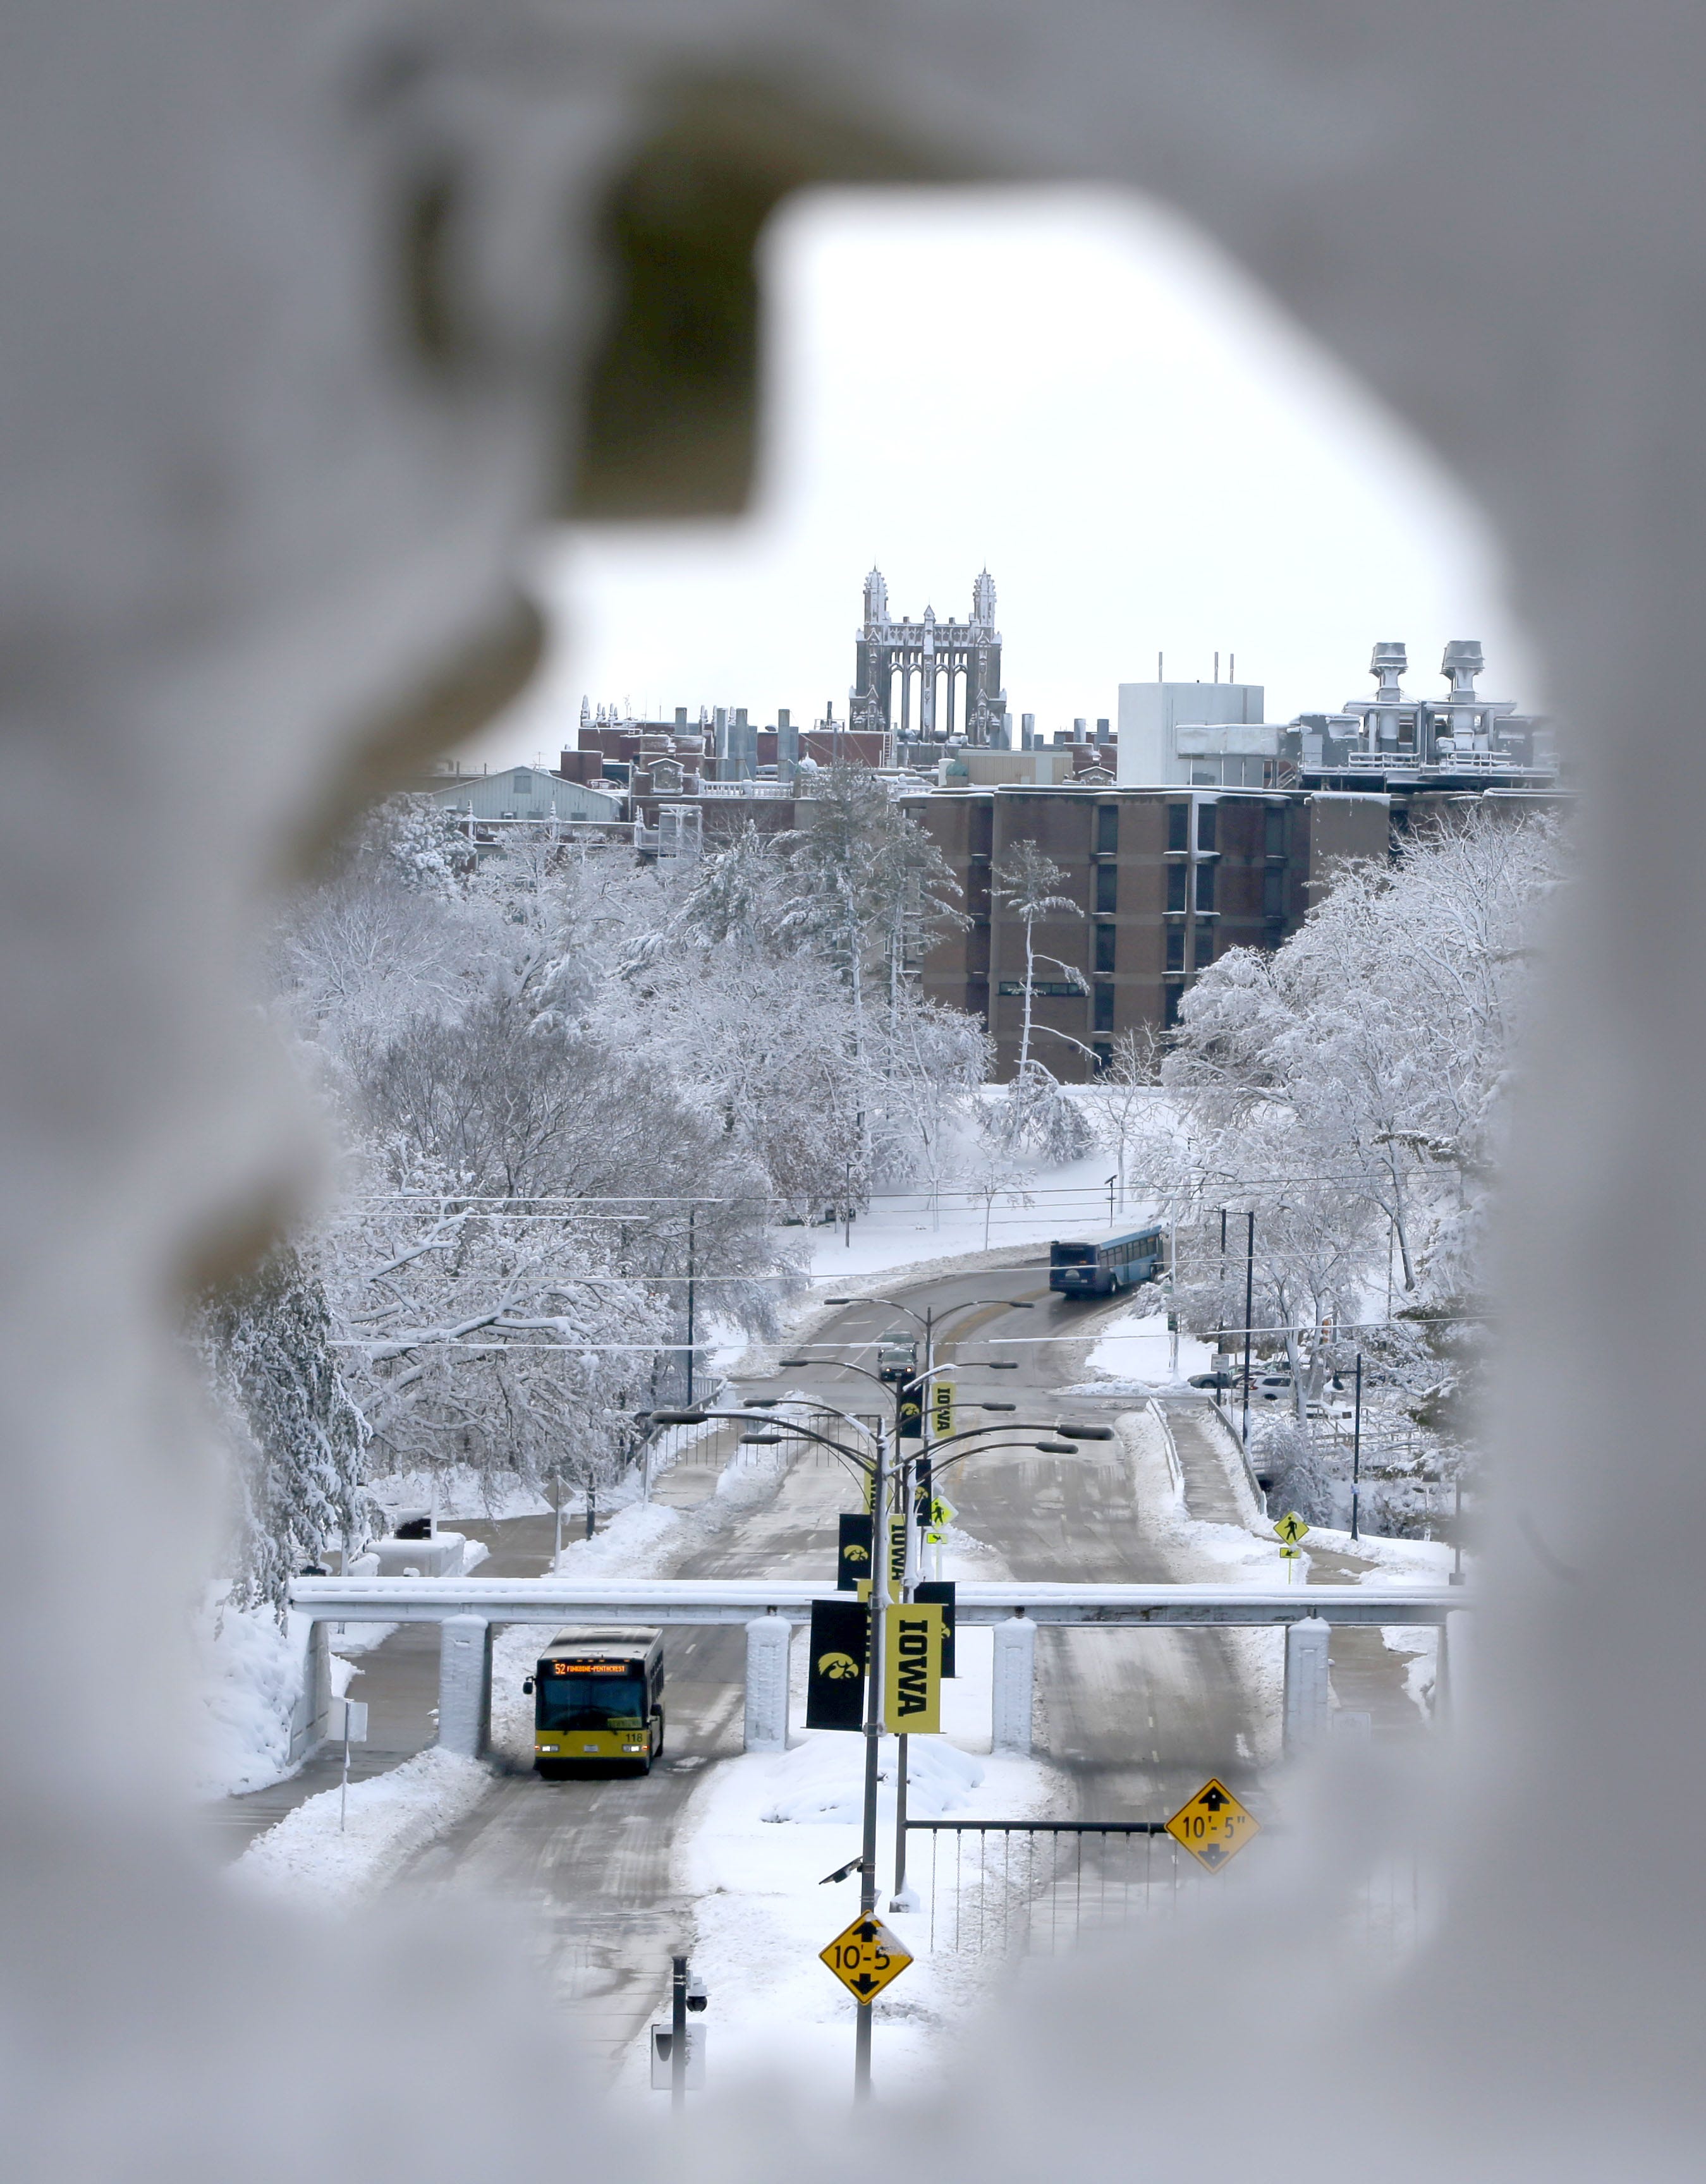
[1116,679,1269,787]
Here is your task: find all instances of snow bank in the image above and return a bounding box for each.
[193,1592,312,1799]
[231,1747,491,1908]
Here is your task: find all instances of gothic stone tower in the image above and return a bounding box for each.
[854,567,1006,743]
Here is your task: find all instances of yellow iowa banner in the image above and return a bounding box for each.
[882,1603,944,1733]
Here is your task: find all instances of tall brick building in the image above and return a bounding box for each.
[904,786,1389,1079]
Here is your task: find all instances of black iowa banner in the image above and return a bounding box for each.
[915,1579,957,1678]
[805,1598,868,1730]
[836,1512,873,1592]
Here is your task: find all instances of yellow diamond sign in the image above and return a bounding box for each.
[1165,1778,1262,1872]
[820,1914,913,2001]
[1274,1511,1310,1546]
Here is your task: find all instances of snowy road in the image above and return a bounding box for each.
[776,1261,1269,1816]
[255,1251,1415,2079]
[379,1256,1257,2073]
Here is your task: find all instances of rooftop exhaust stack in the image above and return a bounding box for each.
[1370,640,1408,696]
[1442,639,1485,695]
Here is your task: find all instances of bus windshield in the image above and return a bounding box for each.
[537,1673,646,1730]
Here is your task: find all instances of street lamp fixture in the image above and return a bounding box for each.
[652,1409,707,1425]
[740,1432,784,1445]
[1035,1437,1080,1453]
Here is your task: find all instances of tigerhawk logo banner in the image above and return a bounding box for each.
[805,1598,868,1731]
[882,1603,944,1733]
[837,1512,874,1592]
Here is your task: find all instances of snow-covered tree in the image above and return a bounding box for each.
[193,1247,372,1613]
[1155,807,1563,1474]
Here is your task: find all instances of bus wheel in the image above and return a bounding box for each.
[537,1761,566,1782]
[653,1708,666,1760]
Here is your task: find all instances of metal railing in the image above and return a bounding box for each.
[658,1408,880,1468]
[906,1817,1433,1961]
[908,1821,1201,1955]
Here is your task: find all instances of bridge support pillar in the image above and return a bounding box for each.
[287,1619,334,1765]
[992,1613,1035,1754]
[1283,1617,1331,1756]
[743,1613,791,1752]
[438,1614,493,1758]
[1442,1608,1471,1726]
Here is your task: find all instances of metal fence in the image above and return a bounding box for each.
[655,1409,882,1469]
[910,1821,1203,1955]
[908,1819,1433,1962]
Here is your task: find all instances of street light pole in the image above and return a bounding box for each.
[891,1309,935,1913]
[1350,1350,1363,1541]
[670,1951,688,2112]
[855,1418,889,2103]
[1241,1210,1255,1448]
[685,1206,697,1407]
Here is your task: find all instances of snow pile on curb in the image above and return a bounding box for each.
[757,1730,986,1826]
[231,1747,491,1907]
[194,1592,312,1799]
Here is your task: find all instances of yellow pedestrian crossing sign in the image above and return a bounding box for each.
[820,1914,913,2001]
[1165,1778,1261,1872]
[924,1493,956,1544]
[1274,1511,1310,1546]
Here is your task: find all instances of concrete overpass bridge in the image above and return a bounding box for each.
[288,1574,1470,1763]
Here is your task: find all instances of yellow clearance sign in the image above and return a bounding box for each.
[882,1603,944,1733]
[820,1915,913,2001]
[1165,1778,1261,1871]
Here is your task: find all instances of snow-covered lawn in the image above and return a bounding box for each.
[793,1108,1162,1290]
[1084,1300,1216,1385]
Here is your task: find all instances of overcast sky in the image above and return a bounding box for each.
[473,188,1541,767]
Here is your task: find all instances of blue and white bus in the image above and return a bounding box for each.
[1048,1225,1167,1296]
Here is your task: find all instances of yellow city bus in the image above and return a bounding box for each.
[523,1626,665,1777]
